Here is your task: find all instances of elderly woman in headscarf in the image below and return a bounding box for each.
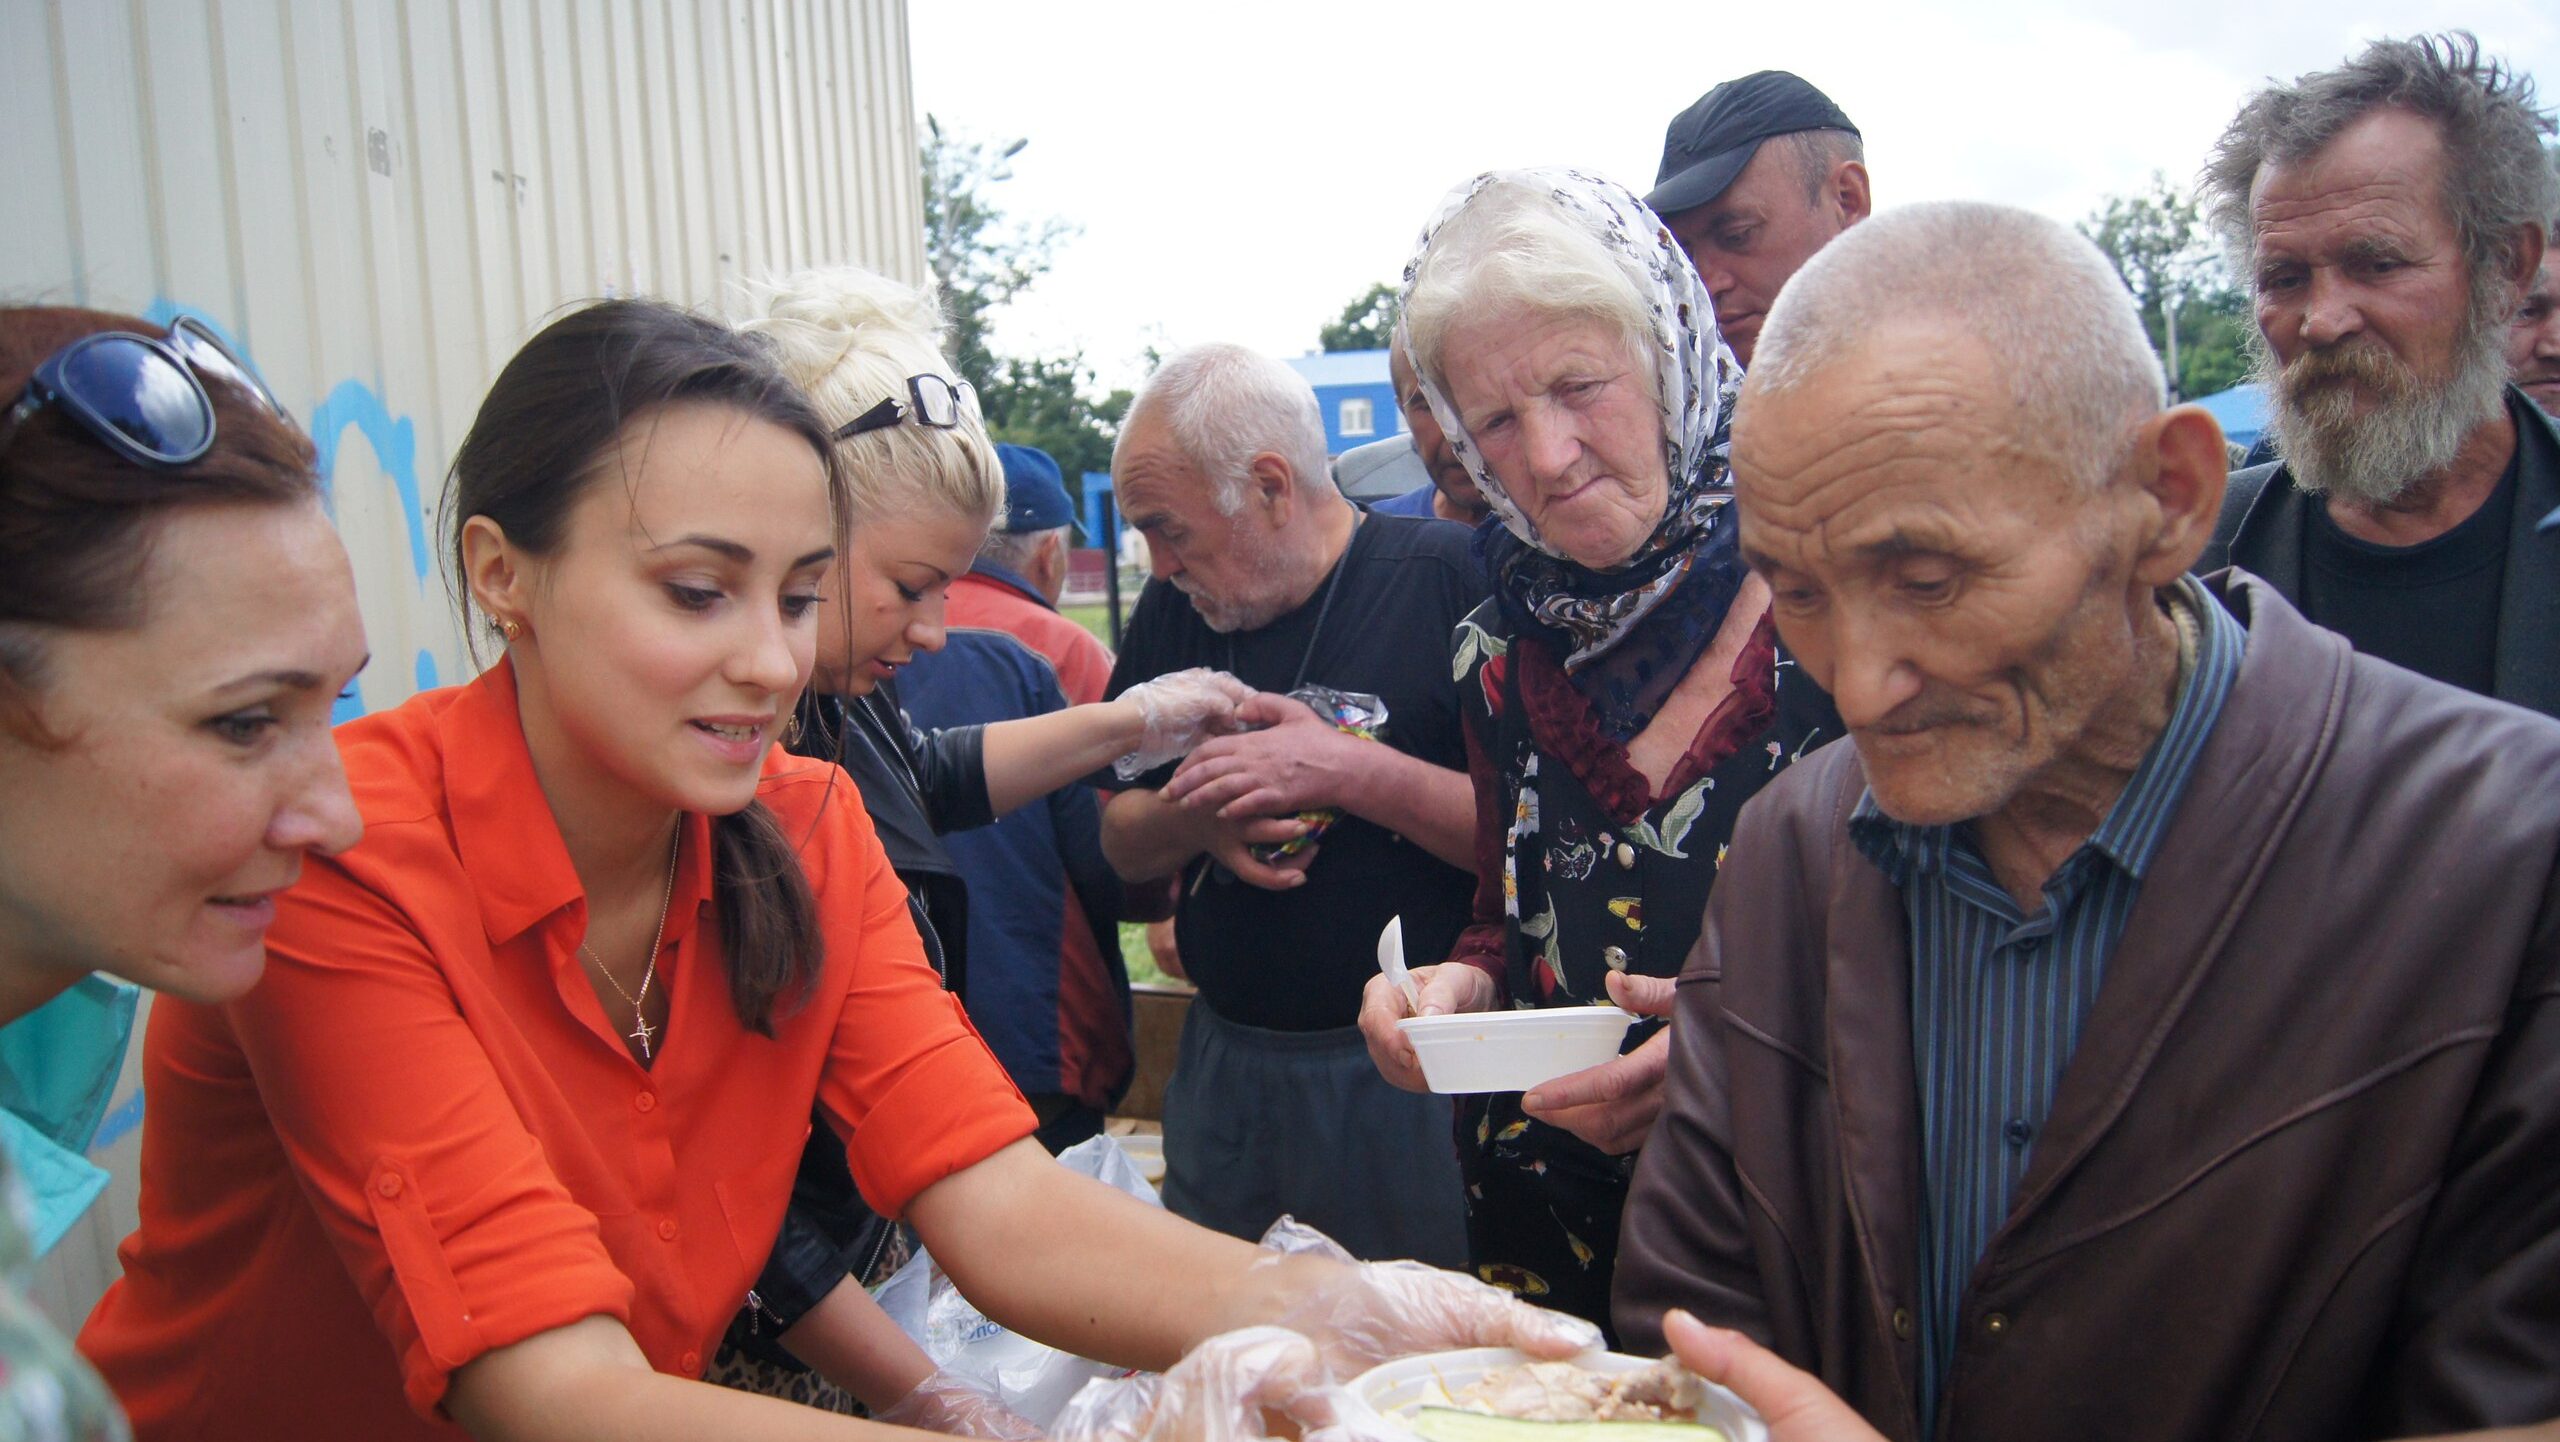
[1358,169,1837,1333]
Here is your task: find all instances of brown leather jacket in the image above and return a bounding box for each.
[1615,572,2560,1441]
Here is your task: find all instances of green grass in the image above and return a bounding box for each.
[1120,922,1181,990]
[1063,602,1113,646]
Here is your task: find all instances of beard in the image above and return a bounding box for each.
[2256,289,2511,508]
[1176,525,1299,634]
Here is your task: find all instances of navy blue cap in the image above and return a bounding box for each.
[1646,71,1858,217]
[995,443,1077,534]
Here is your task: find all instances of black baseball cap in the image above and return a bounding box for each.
[1646,71,1859,217]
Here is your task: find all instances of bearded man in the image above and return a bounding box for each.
[2198,32,2559,718]
[1100,343,1484,1266]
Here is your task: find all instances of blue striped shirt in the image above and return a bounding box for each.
[1847,577,2243,1437]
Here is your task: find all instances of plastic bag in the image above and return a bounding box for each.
[873,1133,1162,1428]
[1247,686,1390,864]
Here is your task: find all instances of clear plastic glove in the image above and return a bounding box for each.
[1049,1326,1327,1442]
[1117,669,1257,781]
[872,1370,1047,1440]
[1257,1218,1602,1382]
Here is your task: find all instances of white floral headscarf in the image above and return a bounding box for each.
[1397,168,1743,674]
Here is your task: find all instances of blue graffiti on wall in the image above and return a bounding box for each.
[142,300,442,718]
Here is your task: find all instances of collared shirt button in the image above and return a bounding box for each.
[1891,1307,1913,1339]
[634,1091,657,1114]
[680,1349,701,1373]
[2003,1118,2032,1146]
[1984,1312,2010,1336]
[657,1217,679,1241]
[1615,842,1637,870]
[1602,945,1630,972]
[376,1173,403,1199]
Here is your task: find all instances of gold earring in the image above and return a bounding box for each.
[782,713,804,748]
[496,618,523,641]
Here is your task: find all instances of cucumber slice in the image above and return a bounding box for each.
[1409,1407,1725,1442]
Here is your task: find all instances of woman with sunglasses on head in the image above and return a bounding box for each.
[77,296,1588,1442]
[0,306,367,1441]
[705,266,1260,1413]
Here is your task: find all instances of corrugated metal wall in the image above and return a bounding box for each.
[0,0,923,1326]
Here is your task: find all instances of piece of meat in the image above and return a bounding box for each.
[1449,1361,1703,1423]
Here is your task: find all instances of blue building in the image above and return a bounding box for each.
[1285,349,1402,457]
[2190,381,2268,452]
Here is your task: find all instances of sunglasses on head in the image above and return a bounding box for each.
[0,316,286,469]
[832,373,977,441]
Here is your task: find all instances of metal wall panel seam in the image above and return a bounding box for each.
[43,1,88,302]
[200,0,257,338]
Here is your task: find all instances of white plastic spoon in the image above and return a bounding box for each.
[1378,914,1421,1012]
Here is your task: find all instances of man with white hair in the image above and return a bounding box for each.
[2199,33,2560,718]
[1612,200,2560,1441]
[1100,343,1484,1265]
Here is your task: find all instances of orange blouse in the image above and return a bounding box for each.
[78,661,1035,1439]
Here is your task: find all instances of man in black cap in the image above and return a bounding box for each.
[1647,70,1871,366]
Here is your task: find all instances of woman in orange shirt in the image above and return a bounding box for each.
[79,299,1589,1442]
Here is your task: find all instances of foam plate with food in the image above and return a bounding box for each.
[1341,1347,1766,1442]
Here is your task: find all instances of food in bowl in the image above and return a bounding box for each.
[1450,1358,1711,1422]
[1345,1348,1763,1442]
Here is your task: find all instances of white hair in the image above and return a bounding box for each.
[979,523,1068,573]
[1119,343,1331,514]
[1749,201,2166,488]
[1402,177,1657,408]
[735,266,1004,528]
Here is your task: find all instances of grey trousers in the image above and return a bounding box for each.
[1160,1000,1469,1269]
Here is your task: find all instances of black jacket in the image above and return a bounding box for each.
[2200,386,2560,719]
[727,686,990,1366]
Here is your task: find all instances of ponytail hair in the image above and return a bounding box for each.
[712,798,822,1034]
[445,298,843,1033]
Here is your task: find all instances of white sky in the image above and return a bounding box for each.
[910,1,2560,391]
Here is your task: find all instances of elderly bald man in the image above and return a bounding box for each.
[1610,201,2560,1442]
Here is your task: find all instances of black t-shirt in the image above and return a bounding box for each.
[1105,513,1486,1030]
[2300,453,2518,697]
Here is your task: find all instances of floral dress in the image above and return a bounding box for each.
[1443,598,1836,1334]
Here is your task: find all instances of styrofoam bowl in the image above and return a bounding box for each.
[1398,1006,1637,1094]
[1340,1346,1766,1442]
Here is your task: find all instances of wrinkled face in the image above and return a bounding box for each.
[1666,139,1857,367]
[501,403,835,820]
[1115,405,1294,632]
[0,501,367,1003]
[1441,309,1668,569]
[2248,108,2506,503]
[2510,256,2560,416]
[816,499,988,696]
[1734,321,2158,827]
[1391,343,1484,517]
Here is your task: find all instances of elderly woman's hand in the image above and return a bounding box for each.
[1359,963,1497,1092]
[1519,972,1677,1154]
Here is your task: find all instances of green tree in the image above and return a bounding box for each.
[1319,281,1400,352]
[979,354,1133,484]
[2080,173,2251,400]
[921,117,1126,501]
